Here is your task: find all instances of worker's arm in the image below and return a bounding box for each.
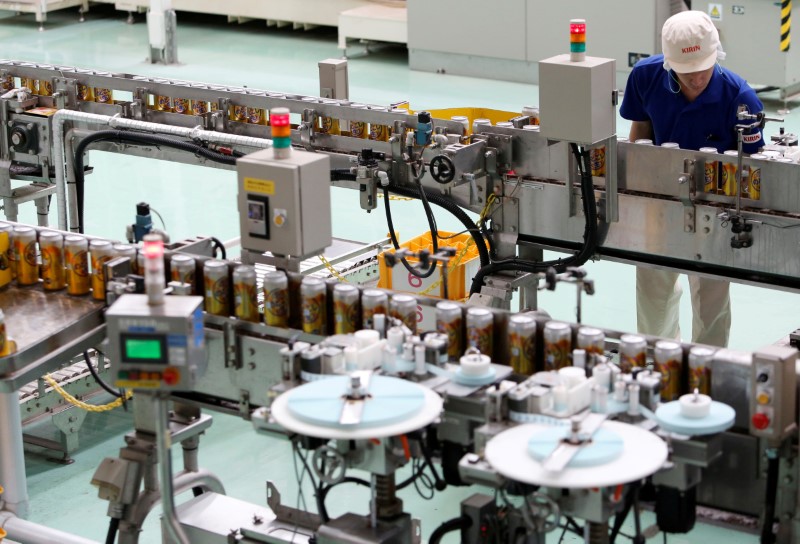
[629,120,654,142]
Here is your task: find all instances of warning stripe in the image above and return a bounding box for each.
[782,0,791,51]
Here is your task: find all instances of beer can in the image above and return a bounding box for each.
[263,270,289,327]
[155,95,173,112]
[37,79,53,96]
[544,321,571,371]
[508,314,536,375]
[688,346,714,395]
[113,243,136,266]
[170,254,196,290]
[661,142,680,149]
[76,84,94,101]
[13,226,38,286]
[301,277,327,334]
[619,334,647,373]
[203,260,230,316]
[5,226,14,281]
[472,118,491,134]
[496,122,514,128]
[39,231,65,291]
[451,115,470,135]
[21,78,38,93]
[233,265,259,323]
[390,293,417,334]
[230,104,248,122]
[722,150,739,196]
[522,105,540,125]
[654,340,682,401]
[699,147,719,194]
[362,288,388,330]
[0,223,12,289]
[209,101,219,112]
[590,146,606,177]
[748,154,765,200]
[89,239,113,300]
[319,100,341,136]
[577,326,604,357]
[191,99,208,116]
[0,309,6,356]
[349,104,368,139]
[173,98,189,114]
[466,307,493,356]
[65,235,90,295]
[634,139,653,145]
[0,74,13,92]
[247,107,267,125]
[94,87,112,104]
[436,301,463,359]
[333,283,359,334]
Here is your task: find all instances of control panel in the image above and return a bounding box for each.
[749,345,797,442]
[237,147,332,258]
[106,294,206,391]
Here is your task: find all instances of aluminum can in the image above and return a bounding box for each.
[0,309,6,356]
[170,254,196,290]
[748,153,766,200]
[349,104,368,139]
[113,243,136,271]
[77,84,94,101]
[64,235,90,295]
[20,78,37,93]
[390,293,417,334]
[590,146,606,176]
[0,223,12,288]
[655,340,683,401]
[544,321,571,371]
[190,99,208,116]
[301,277,327,334]
[263,270,289,327]
[94,87,112,104]
[13,226,38,286]
[466,307,493,356]
[333,283,359,334]
[247,107,267,125]
[233,265,259,322]
[0,75,13,92]
[203,260,230,316]
[361,288,388,330]
[508,314,536,375]
[699,147,719,193]
[688,346,714,395]
[436,301,463,359]
[370,118,389,141]
[722,150,739,196]
[619,334,647,373]
[522,105,540,125]
[173,97,189,114]
[5,225,14,281]
[319,100,341,135]
[39,231,65,291]
[577,326,604,356]
[231,104,248,122]
[661,142,680,148]
[38,80,53,96]
[89,239,113,300]
[156,95,172,112]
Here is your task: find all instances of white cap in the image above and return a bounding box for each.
[662,11,722,74]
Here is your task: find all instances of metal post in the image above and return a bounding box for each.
[153,394,190,544]
[736,127,744,216]
[605,136,618,222]
[0,391,29,518]
[35,196,48,227]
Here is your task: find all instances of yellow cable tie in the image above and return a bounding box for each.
[319,254,349,283]
[43,374,132,413]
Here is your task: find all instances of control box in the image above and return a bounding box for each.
[749,345,797,442]
[106,294,206,391]
[237,148,332,258]
[538,54,616,145]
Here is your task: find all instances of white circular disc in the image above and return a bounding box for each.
[485,421,668,488]
[271,379,443,440]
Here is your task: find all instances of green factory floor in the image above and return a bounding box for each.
[0,5,789,543]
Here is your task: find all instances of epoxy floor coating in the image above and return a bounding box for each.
[0,5,788,543]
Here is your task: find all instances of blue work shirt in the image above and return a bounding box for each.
[620,54,764,153]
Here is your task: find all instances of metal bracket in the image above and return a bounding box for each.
[266,481,322,530]
[223,320,240,369]
[678,158,697,233]
[238,390,251,419]
[132,87,148,121]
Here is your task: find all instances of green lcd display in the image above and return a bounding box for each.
[124,337,164,362]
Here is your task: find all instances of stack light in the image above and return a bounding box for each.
[143,233,165,306]
[570,18,586,62]
[270,107,292,159]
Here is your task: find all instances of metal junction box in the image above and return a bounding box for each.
[538,54,616,145]
[237,148,332,258]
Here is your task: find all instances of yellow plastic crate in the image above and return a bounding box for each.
[378,231,480,300]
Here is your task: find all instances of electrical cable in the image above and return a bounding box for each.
[83,351,124,398]
[149,206,167,232]
[73,130,237,234]
[382,185,438,279]
[105,517,119,544]
[468,143,598,295]
[208,236,227,260]
[428,514,472,544]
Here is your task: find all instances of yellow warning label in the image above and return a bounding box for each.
[244,177,276,195]
[708,3,723,20]
[115,380,161,389]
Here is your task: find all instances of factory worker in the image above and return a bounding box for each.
[620,10,764,347]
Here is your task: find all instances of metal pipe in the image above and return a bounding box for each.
[153,394,190,544]
[0,512,99,544]
[736,127,744,216]
[0,391,28,518]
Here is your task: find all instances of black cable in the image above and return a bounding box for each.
[429,514,471,544]
[382,185,438,279]
[469,143,598,295]
[73,130,237,234]
[331,168,357,181]
[105,517,119,544]
[761,453,780,544]
[292,439,326,522]
[83,351,123,398]
[208,236,227,260]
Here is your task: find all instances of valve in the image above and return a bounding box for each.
[430,155,456,184]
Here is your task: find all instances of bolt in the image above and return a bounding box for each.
[703,227,710,234]
[704,215,711,222]
[249,348,255,356]
[253,514,263,525]
[784,476,793,485]
[695,254,702,261]
[248,362,256,370]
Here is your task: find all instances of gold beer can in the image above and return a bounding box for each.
[577,326,604,357]
[748,154,766,200]
[619,334,647,373]
[590,146,606,177]
[544,321,571,371]
[655,340,682,401]
[170,254,196,290]
[89,239,113,300]
[0,74,13,92]
[173,98,189,114]
[349,104,368,139]
[20,78,38,93]
[699,147,719,193]
[230,104,248,122]
[233,265,259,323]
[191,99,208,116]
[65,235,90,295]
[508,314,536,375]
[332,283,359,334]
[722,150,739,196]
[77,84,94,102]
[263,270,289,327]
[203,260,230,316]
[362,288,388,330]
[436,301,463,359]
[689,346,714,395]
[0,223,12,289]
[319,100,341,135]
[13,226,38,286]
[466,307,493,357]
[38,80,53,96]
[94,87,113,104]
[156,95,173,112]
[39,231,65,291]
[391,293,418,335]
[301,277,327,334]
[247,107,267,125]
